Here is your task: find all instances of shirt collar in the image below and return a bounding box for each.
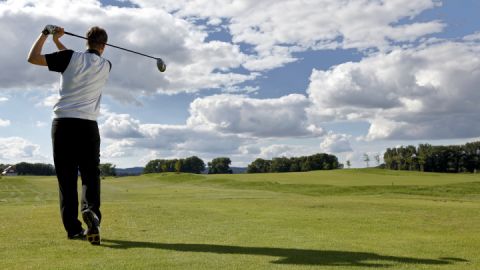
[86,49,101,56]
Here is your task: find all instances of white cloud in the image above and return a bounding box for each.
[99,111,250,158]
[101,113,144,139]
[463,32,480,41]
[0,0,256,103]
[0,137,43,162]
[0,0,447,105]
[308,41,480,140]
[0,97,8,102]
[364,117,408,141]
[35,121,47,128]
[0,118,11,127]
[37,93,59,107]
[187,94,323,137]
[102,139,135,158]
[138,124,247,154]
[320,132,353,153]
[133,0,444,70]
[99,105,329,166]
[258,144,313,159]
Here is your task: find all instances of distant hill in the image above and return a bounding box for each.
[115,167,144,176]
[231,167,247,174]
[201,167,247,174]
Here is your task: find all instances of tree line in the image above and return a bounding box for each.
[1,162,119,177]
[247,153,341,173]
[99,163,116,177]
[144,156,235,174]
[9,140,479,177]
[0,162,56,175]
[208,157,233,174]
[383,141,480,173]
[144,156,206,174]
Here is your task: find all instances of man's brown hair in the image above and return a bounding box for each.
[86,26,108,49]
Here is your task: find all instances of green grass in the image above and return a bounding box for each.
[1,169,479,269]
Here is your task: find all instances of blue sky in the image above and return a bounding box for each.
[1,0,479,168]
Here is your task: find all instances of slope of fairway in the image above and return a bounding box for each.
[154,169,480,199]
[1,169,479,269]
[206,168,480,186]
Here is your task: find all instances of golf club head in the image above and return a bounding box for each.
[156,58,166,72]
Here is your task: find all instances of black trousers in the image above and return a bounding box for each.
[51,118,101,237]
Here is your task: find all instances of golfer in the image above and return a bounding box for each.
[27,25,111,245]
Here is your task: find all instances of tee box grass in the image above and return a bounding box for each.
[1,169,479,269]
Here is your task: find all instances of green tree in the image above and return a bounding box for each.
[144,159,160,173]
[247,158,271,173]
[404,145,417,170]
[183,156,206,174]
[309,154,326,170]
[382,141,480,173]
[15,162,55,175]
[300,157,312,171]
[99,163,116,177]
[270,157,291,172]
[175,159,183,173]
[464,142,480,172]
[208,157,233,174]
[374,154,380,166]
[160,161,168,172]
[246,153,340,173]
[289,158,301,172]
[363,154,370,167]
[417,144,432,172]
[144,156,206,174]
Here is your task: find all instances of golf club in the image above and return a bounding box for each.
[63,31,166,72]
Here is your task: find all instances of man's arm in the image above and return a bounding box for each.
[27,26,66,66]
[53,27,66,51]
[27,33,48,66]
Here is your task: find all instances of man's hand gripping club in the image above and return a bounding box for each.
[28,24,67,66]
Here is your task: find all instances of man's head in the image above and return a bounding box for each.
[86,26,108,54]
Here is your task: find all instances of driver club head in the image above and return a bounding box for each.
[156,58,166,72]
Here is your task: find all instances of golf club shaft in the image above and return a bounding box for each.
[64,31,157,60]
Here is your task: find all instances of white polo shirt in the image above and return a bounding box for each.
[46,49,111,121]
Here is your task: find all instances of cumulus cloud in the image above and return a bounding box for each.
[0,118,11,127]
[133,0,444,70]
[101,113,144,139]
[137,124,248,153]
[0,137,43,162]
[1,0,447,105]
[35,121,47,128]
[0,0,256,103]
[308,41,480,140]
[36,93,59,108]
[102,139,136,158]
[187,94,323,137]
[99,111,250,158]
[99,99,330,164]
[258,144,315,159]
[464,32,480,41]
[320,132,353,153]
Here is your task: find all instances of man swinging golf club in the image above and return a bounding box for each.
[27,25,109,245]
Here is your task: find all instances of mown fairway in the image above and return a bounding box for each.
[1,169,479,269]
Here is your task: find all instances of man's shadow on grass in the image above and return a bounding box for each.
[102,239,467,267]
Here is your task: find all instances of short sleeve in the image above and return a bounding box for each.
[45,50,74,73]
